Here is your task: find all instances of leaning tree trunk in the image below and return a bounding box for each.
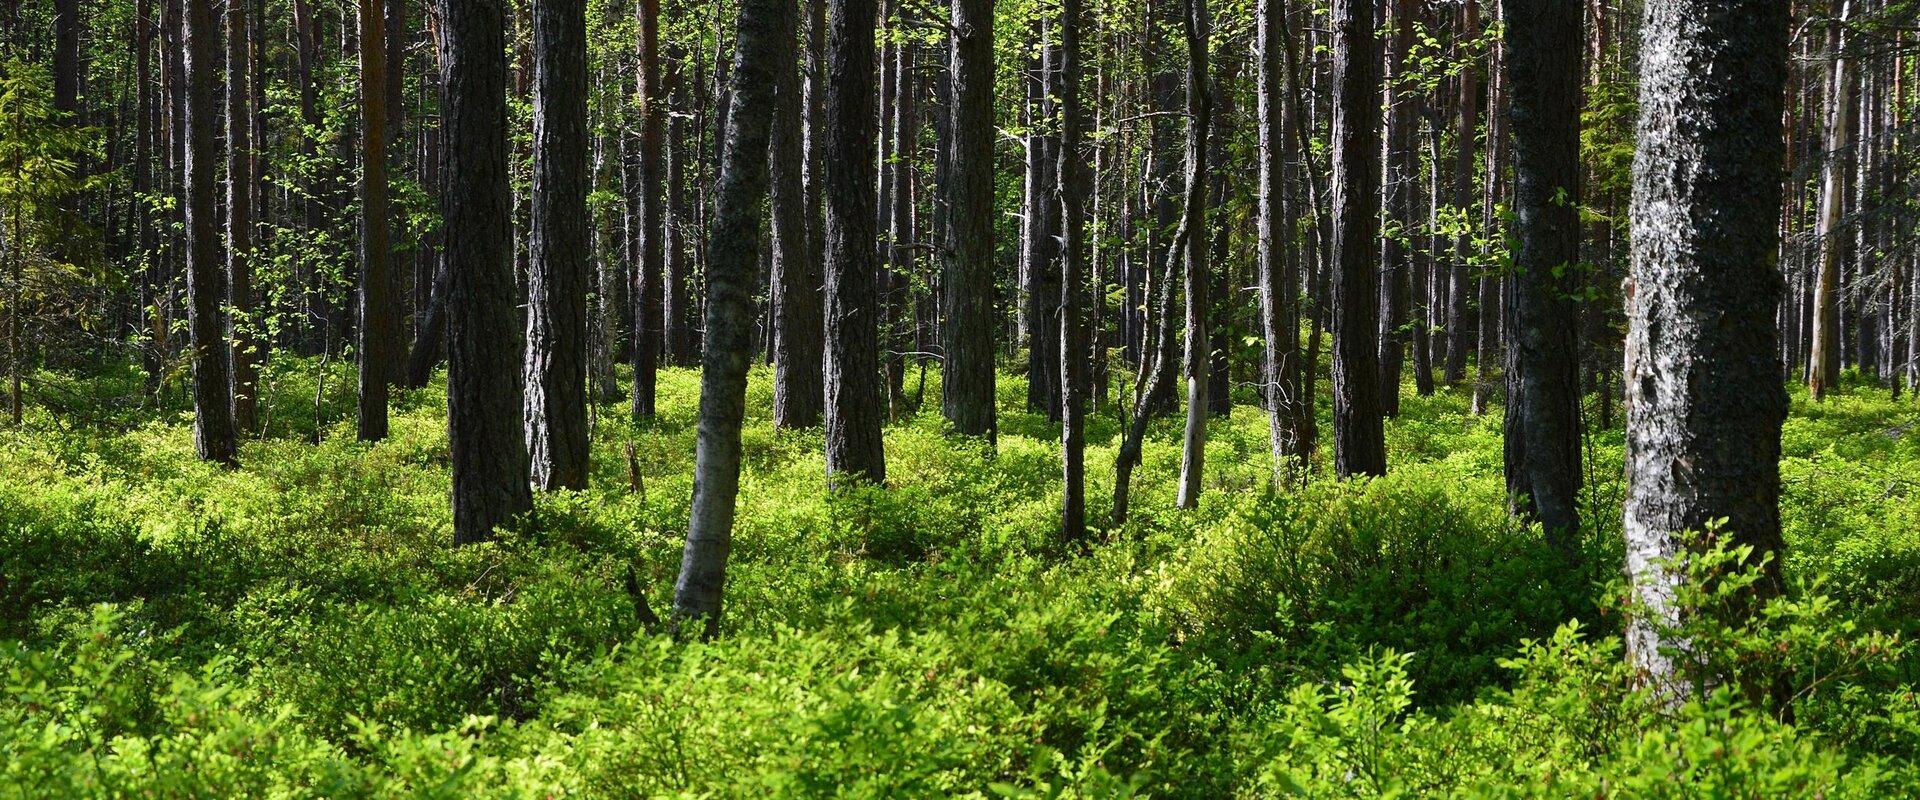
[358,0,397,442]
[1329,0,1387,478]
[674,0,785,638]
[524,0,591,490]
[823,0,887,484]
[1503,0,1585,555]
[1624,0,1790,695]
[941,0,998,439]
[185,0,236,465]
[441,0,533,544]
[1175,0,1213,509]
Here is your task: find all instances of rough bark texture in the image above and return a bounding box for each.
[1058,0,1088,540]
[770,0,823,430]
[1377,0,1417,416]
[1445,0,1481,385]
[1625,0,1790,690]
[1023,26,1063,422]
[185,0,235,465]
[1502,0,1584,552]
[525,0,591,490]
[632,0,665,418]
[1256,0,1306,479]
[1329,0,1387,478]
[942,0,998,439]
[1175,0,1213,509]
[358,0,396,442]
[674,0,784,638]
[441,0,533,544]
[823,0,887,483]
[227,0,258,435]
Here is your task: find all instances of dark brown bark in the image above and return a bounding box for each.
[941,0,997,439]
[1058,0,1089,540]
[440,0,533,544]
[185,0,235,465]
[1624,0,1790,690]
[823,0,887,483]
[1330,0,1386,478]
[228,0,258,435]
[771,0,823,430]
[525,0,591,489]
[632,0,665,418]
[1502,0,1584,552]
[358,0,396,442]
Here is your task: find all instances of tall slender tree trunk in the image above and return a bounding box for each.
[185,0,236,465]
[941,0,997,439]
[1175,0,1213,509]
[358,0,396,442]
[1503,0,1585,554]
[1256,0,1305,480]
[1058,0,1089,540]
[228,0,258,435]
[823,0,887,483]
[1377,0,1417,416]
[1810,0,1853,402]
[675,0,785,638]
[1330,0,1386,478]
[632,0,665,418]
[1444,0,1480,385]
[441,0,533,544]
[1625,0,1790,693]
[524,0,590,489]
[771,0,823,430]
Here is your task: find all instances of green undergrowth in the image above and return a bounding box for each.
[2,362,1918,797]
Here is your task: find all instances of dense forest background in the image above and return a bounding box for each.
[2,0,1920,795]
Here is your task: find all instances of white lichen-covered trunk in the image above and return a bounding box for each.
[1624,0,1790,692]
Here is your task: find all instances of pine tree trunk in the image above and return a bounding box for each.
[1377,0,1417,417]
[771,0,823,430]
[823,0,887,483]
[631,0,665,418]
[1329,0,1386,478]
[524,0,590,489]
[1058,0,1089,540]
[357,0,396,442]
[228,0,258,435]
[441,0,533,544]
[1503,0,1584,553]
[185,0,235,465]
[1625,0,1790,693]
[941,0,998,439]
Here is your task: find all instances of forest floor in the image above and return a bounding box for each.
[3,360,1920,797]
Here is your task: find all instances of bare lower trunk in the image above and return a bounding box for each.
[674,0,784,637]
[1624,0,1789,694]
[441,0,533,544]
